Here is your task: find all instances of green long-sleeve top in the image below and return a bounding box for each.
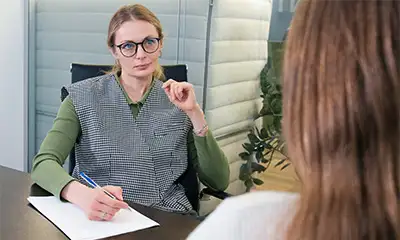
[31,76,230,200]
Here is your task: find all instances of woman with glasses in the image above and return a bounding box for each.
[31,4,230,221]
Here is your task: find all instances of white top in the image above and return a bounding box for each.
[187,191,299,240]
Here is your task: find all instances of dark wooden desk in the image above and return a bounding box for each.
[0,166,200,240]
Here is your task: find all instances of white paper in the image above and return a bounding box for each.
[27,196,159,240]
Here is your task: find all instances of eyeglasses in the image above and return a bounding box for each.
[114,38,160,57]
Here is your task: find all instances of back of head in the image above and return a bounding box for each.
[283,0,400,239]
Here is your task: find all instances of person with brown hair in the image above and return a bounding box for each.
[188,0,400,239]
[31,4,230,221]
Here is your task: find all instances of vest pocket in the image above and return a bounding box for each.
[153,123,185,137]
[152,125,187,154]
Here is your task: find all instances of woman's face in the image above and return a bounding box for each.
[111,20,162,79]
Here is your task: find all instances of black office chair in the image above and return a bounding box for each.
[61,63,231,213]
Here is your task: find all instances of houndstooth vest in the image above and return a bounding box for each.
[67,74,193,213]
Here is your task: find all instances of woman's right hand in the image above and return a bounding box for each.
[61,181,130,221]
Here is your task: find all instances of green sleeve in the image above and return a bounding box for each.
[187,130,230,191]
[31,96,80,199]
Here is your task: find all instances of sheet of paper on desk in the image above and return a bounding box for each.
[27,196,159,240]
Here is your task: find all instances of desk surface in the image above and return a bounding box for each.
[0,166,200,240]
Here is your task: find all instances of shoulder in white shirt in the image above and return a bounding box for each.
[187,191,299,240]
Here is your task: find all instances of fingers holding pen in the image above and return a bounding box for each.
[84,187,130,221]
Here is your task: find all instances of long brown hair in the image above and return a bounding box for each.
[283,1,400,239]
[107,4,165,80]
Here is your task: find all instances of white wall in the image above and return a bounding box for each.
[0,0,28,171]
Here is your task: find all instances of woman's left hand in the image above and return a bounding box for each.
[162,79,199,113]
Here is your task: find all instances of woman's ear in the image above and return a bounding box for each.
[109,46,118,59]
[158,39,163,57]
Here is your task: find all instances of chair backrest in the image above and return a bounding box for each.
[62,63,200,212]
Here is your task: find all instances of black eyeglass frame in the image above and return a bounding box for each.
[114,38,161,57]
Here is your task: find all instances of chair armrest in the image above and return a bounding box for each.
[200,187,232,200]
[61,87,69,102]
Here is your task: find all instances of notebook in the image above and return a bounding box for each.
[27,196,159,240]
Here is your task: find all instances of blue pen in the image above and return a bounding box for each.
[79,172,131,211]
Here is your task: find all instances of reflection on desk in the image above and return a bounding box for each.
[0,165,200,240]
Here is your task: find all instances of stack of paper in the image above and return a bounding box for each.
[27,196,159,240]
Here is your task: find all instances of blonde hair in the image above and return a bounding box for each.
[107,4,165,80]
[283,0,400,239]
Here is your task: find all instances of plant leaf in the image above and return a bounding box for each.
[245,179,254,191]
[255,151,263,162]
[270,98,278,109]
[254,113,263,120]
[259,106,271,116]
[255,127,261,138]
[251,162,267,173]
[248,133,259,144]
[257,143,265,151]
[253,178,264,185]
[260,128,269,139]
[261,157,269,163]
[239,164,249,181]
[242,143,254,153]
[239,152,250,161]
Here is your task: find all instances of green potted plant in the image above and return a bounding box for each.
[238,41,290,192]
